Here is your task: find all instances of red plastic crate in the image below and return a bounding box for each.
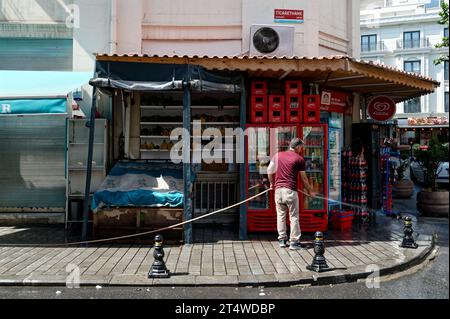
[250,95,268,123]
[285,80,303,95]
[286,95,303,123]
[330,210,353,232]
[303,95,321,123]
[331,218,352,232]
[251,81,268,96]
[299,212,328,233]
[268,95,285,123]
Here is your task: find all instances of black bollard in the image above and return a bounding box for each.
[307,232,331,273]
[400,216,418,249]
[148,234,170,278]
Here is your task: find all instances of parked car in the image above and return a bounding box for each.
[410,160,449,186]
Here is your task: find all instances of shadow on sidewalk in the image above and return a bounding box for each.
[0,211,439,249]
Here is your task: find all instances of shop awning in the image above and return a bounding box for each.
[0,71,92,115]
[93,54,439,103]
[397,117,449,129]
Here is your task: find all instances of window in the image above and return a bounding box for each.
[403,31,420,49]
[404,60,421,74]
[445,92,449,113]
[445,60,449,81]
[445,28,449,40]
[404,98,421,113]
[361,34,377,52]
[425,0,440,9]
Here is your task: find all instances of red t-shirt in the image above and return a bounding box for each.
[271,151,305,191]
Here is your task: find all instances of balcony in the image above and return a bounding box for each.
[396,38,431,50]
[361,41,387,53]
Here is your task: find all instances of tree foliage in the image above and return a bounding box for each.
[415,139,449,191]
[434,1,449,65]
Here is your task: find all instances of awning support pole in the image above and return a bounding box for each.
[82,88,97,242]
[183,78,193,244]
[239,79,248,240]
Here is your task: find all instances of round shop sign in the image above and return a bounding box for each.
[367,96,396,122]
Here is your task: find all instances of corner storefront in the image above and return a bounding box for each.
[82,55,439,244]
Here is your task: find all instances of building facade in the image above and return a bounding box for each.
[360,0,449,118]
[1,0,361,220]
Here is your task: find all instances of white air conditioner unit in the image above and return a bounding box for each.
[250,25,295,57]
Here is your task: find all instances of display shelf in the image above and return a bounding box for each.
[69,166,106,171]
[66,118,108,229]
[68,193,94,198]
[194,122,240,125]
[141,105,239,110]
[140,122,183,125]
[140,121,239,126]
[140,136,171,139]
[140,149,172,152]
[69,143,104,145]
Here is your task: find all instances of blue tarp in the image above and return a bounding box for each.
[92,161,185,212]
[0,98,67,115]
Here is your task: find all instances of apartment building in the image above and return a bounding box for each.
[360,0,449,118]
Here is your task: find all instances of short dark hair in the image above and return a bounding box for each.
[290,138,304,149]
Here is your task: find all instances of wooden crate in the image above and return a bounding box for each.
[93,207,184,244]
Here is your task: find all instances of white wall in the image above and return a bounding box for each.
[113,0,359,58]
[0,0,71,23]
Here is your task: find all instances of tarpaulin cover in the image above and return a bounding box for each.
[92,161,184,212]
[0,98,67,115]
[91,61,243,93]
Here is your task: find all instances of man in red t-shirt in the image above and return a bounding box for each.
[267,138,317,250]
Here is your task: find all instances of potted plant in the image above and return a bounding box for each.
[415,139,449,217]
[393,157,414,198]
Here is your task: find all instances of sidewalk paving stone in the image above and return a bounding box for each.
[0,214,437,287]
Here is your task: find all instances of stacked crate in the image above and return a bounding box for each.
[285,80,303,123]
[250,81,268,123]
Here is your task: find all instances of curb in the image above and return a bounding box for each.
[0,235,437,288]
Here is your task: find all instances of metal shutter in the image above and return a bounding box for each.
[0,116,66,209]
[0,38,73,71]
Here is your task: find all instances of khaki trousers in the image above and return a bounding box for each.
[275,188,301,242]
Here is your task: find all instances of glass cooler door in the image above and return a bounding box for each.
[301,125,328,212]
[273,125,298,153]
[328,127,342,210]
[247,126,271,212]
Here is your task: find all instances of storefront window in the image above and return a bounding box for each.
[420,130,432,146]
[400,130,416,145]
[437,128,449,143]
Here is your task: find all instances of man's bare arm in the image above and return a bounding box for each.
[267,160,276,188]
[300,171,314,195]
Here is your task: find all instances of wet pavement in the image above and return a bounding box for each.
[0,214,436,287]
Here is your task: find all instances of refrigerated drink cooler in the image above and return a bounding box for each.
[246,124,328,233]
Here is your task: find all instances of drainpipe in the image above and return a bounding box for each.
[110,0,118,54]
